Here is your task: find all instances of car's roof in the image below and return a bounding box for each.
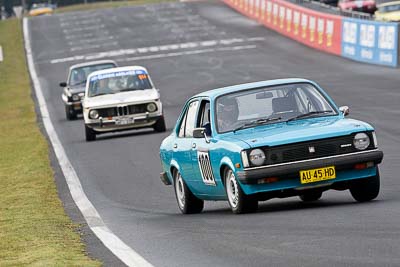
[69,60,117,71]
[192,78,315,100]
[377,0,400,7]
[87,66,148,79]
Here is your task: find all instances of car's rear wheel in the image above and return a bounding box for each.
[154,116,166,132]
[173,170,204,214]
[299,191,322,202]
[65,105,76,120]
[85,124,96,142]
[224,168,258,214]
[350,168,380,202]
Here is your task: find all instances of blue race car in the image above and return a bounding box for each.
[159,78,383,214]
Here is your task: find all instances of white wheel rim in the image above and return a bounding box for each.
[226,170,239,208]
[175,173,185,209]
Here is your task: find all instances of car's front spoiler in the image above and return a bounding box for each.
[237,149,383,184]
[86,114,162,133]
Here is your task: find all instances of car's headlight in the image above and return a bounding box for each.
[72,94,80,101]
[249,149,266,166]
[147,103,157,112]
[353,133,370,150]
[89,110,99,119]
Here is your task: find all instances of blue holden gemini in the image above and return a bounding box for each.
[159,79,384,214]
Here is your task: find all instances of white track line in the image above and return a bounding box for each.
[119,45,257,61]
[0,46,3,62]
[50,37,265,64]
[23,17,153,267]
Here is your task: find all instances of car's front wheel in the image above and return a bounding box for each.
[85,124,96,142]
[65,105,77,120]
[350,168,380,202]
[224,168,258,214]
[173,170,204,214]
[154,116,166,132]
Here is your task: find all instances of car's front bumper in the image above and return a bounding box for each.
[237,149,383,184]
[86,113,162,133]
[62,94,83,113]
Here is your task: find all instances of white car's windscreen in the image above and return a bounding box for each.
[88,70,152,97]
[215,83,337,133]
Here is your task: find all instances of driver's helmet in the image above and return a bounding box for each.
[217,97,239,126]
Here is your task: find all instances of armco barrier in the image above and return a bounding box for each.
[224,0,342,55]
[342,18,398,67]
[223,0,399,67]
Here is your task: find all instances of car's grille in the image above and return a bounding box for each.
[252,133,375,167]
[97,103,151,117]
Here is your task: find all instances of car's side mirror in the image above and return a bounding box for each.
[339,106,350,116]
[193,128,206,138]
[59,82,67,87]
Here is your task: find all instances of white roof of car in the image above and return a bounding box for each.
[87,66,148,79]
[69,60,117,71]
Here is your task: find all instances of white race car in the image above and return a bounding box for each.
[83,66,166,141]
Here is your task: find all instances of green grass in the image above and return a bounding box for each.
[0,19,101,266]
[55,0,177,13]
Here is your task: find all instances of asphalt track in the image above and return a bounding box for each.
[27,1,400,266]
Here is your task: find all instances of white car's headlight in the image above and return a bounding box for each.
[147,103,157,112]
[353,133,370,150]
[249,149,266,166]
[72,94,80,101]
[89,109,99,119]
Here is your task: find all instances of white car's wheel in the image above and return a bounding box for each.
[85,124,96,142]
[224,168,257,214]
[173,170,203,214]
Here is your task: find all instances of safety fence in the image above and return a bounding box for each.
[223,0,399,67]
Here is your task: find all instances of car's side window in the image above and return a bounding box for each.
[184,100,199,138]
[197,100,211,136]
[178,109,188,138]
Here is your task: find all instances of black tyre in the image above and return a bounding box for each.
[350,168,380,202]
[65,105,77,120]
[299,191,322,202]
[154,116,166,132]
[173,170,204,214]
[224,168,258,214]
[85,124,96,142]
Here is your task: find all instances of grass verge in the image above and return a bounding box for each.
[0,19,100,266]
[55,0,177,13]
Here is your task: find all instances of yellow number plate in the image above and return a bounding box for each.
[300,166,336,184]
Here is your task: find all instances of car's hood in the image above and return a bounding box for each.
[68,85,85,94]
[224,117,373,148]
[83,89,159,108]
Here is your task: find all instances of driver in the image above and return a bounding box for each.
[217,97,239,132]
[72,69,86,85]
[97,78,113,95]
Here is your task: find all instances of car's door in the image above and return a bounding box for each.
[173,99,199,187]
[189,99,226,197]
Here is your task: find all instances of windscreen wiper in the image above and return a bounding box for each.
[286,110,333,122]
[72,80,87,86]
[233,117,282,133]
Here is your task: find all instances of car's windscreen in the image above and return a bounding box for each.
[68,63,115,86]
[215,83,337,133]
[379,4,400,12]
[88,70,152,97]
